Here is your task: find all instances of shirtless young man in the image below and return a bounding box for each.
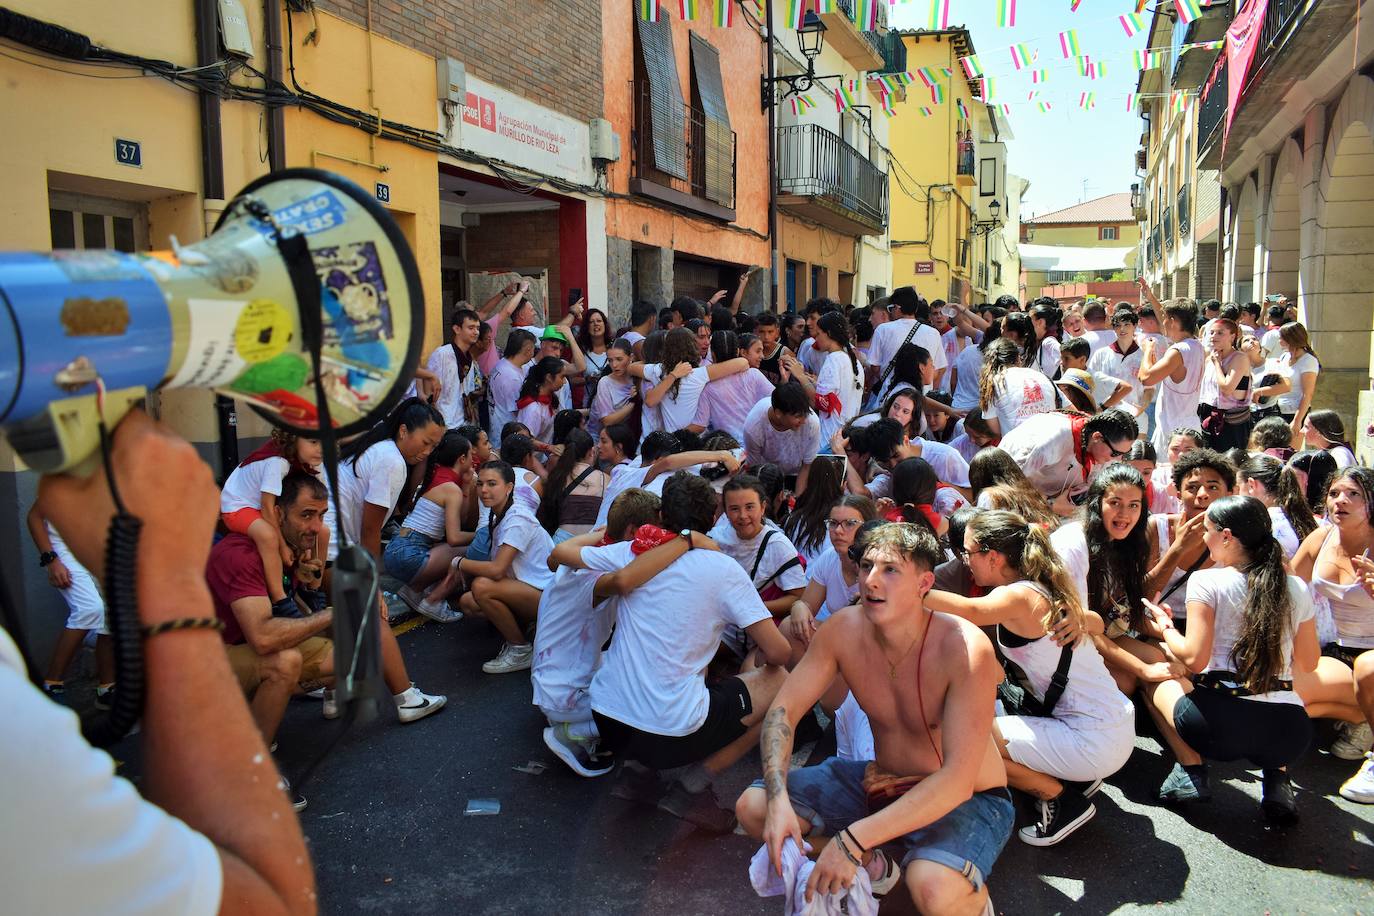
[735,524,1013,915]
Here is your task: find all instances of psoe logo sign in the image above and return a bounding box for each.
[463,92,497,132]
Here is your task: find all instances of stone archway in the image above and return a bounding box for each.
[1314,75,1374,448]
[1263,138,1303,301]
[1231,177,1258,303]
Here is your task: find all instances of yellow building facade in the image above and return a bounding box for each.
[887,29,1003,304]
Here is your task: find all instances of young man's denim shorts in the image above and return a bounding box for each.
[759,756,1014,892]
[382,531,433,584]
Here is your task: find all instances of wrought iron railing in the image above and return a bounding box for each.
[775,124,888,228]
[1258,0,1305,62]
[632,83,736,209]
[1163,207,1175,251]
[1196,56,1228,154]
[957,138,975,176]
[1177,185,1191,238]
[874,30,907,74]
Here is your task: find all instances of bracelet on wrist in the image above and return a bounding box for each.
[833,830,862,868]
[141,617,225,638]
[843,826,869,854]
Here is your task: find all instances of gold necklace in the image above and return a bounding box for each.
[881,623,927,680]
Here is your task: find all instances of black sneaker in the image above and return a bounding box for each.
[1018,788,1096,846]
[657,781,737,833]
[1158,762,1212,803]
[1067,777,1103,798]
[610,762,666,806]
[1261,769,1298,825]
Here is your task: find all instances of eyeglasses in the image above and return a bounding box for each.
[956,546,991,560]
[826,518,863,531]
[1106,441,1132,459]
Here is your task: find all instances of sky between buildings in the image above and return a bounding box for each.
[888,0,1146,218]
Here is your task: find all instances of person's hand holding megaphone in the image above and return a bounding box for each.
[36,410,219,623]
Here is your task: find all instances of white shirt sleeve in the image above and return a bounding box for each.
[258,456,291,498]
[0,630,223,916]
[363,450,407,509]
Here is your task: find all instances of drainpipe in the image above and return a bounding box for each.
[194,0,239,479]
[264,0,287,172]
[765,0,779,312]
[1216,184,1227,301]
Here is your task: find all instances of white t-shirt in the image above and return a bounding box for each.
[807,546,859,621]
[1150,465,1182,515]
[1330,445,1357,469]
[1187,568,1313,704]
[1088,342,1146,408]
[815,351,863,445]
[515,399,556,443]
[492,504,554,591]
[1269,505,1301,560]
[622,330,646,348]
[951,343,986,410]
[940,326,964,372]
[692,369,775,443]
[1050,521,1091,609]
[916,438,973,488]
[337,440,408,544]
[422,343,483,428]
[708,519,808,594]
[991,367,1057,434]
[797,337,826,376]
[595,461,651,529]
[584,542,770,735]
[1083,328,1116,356]
[531,566,614,719]
[488,358,528,447]
[219,454,290,514]
[742,398,821,474]
[1274,351,1319,416]
[0,628,222,916]
[869,318,948,379]
[1036,336,1062,377]
[999,412,1085,497]
[1260,327,1284,359]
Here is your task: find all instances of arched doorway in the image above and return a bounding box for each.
[1263,139,1303,301]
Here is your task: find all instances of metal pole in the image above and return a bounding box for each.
[765,0,779,312]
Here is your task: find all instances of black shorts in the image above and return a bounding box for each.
[1173,684,1313,769]
[594,676,752,771]
[1322,643,1370,668]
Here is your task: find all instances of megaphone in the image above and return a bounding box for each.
[0,168,423,471]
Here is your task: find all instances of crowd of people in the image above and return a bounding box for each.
[31,280,1374,913]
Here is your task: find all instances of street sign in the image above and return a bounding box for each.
[375,182,391,203]
[114,138,142,168]
[914,261,935,275]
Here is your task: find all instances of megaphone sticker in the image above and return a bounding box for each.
[259,189,349,238]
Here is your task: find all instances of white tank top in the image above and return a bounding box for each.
[1310,526,1374,648]
[1151,338,1205,454]
[405,496,447,540]
[997,581,1133,729]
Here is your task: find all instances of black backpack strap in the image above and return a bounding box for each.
[559,464,598,503]
[749,529,778,582]
[874,319,922,395]
[757,556,801,591]
[1039,643,1075,718]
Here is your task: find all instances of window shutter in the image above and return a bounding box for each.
[636,14,688,181]
[689,33,734,208]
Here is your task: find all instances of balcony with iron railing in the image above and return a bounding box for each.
[874,29,907,74]
[630,83,736,222]
[1177,185,1191,238]
[1163,207,1175,251]
[1198,0,1354,169]
[776,124,887,236]
[1196,56,1228,161]
[1150,226,1162,265]
[817,0,885,71]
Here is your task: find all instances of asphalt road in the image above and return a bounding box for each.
[109,613,1373,915]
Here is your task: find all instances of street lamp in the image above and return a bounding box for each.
[974,199,1005,293]
[761,12,842,109]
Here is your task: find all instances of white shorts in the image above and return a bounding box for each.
[50,530,107,634]
[996,714,1134,783]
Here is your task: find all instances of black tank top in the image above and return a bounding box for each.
[759,344,785,386]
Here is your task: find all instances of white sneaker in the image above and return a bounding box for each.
[322,689,339,720]
[543,724,614,777]
[482,642,533,674]
[1331,721,1374,761]
[417,591,464,624]
[395,686,447,724]
[1339,753,1374,804]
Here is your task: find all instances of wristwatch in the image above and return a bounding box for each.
[679,529,694,550]
[38,551,58,567]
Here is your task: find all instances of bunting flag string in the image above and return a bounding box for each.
[1070,0,1085,10]
[789,94,816,116]
[1119,12,1146,37]
[814,0,836,11]
[637,0,660,21]
[713,0,732,26]
[1058,29,1081,59]
[1174,0,1203,25]
[1010,44,1035,70]
[930,83,946,104]
[677,0,698,20]
[835,79,861,112]
[1079,91,1096,109]
[1031,69,1048,83]
[919,106,935,117]
[853,0,879,30]
[880,93,897,117]
[960,55,983,79]
[955,97,970,121]
[1038,101,1054,113]
[784,0,806,30]
[926,0,950,31]
[1125,93,1136,112]
[1076,55,1093,77]
[995,0,1017,28]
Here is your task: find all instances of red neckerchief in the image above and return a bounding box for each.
[425,466,461,495]
[883,504,942,530]
[1110,339,1139,357]
[238,440,312,476]
[630,524,678,555]
[516,393,553,410]
[1069,413,1092,479]
[814,391,843,416]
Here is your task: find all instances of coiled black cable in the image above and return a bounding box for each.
[80,421,145,749]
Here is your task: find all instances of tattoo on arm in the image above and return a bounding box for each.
[761,706,793,801]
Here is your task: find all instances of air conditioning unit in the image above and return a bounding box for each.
[589,118,621,164]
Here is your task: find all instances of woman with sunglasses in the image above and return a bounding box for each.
[925,510,1132,847]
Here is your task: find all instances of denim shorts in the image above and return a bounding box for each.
[383,530,433,584]
[758,757,1013,892]
[467,525,492,562]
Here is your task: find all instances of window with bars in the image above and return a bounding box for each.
[49,191,149,252]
